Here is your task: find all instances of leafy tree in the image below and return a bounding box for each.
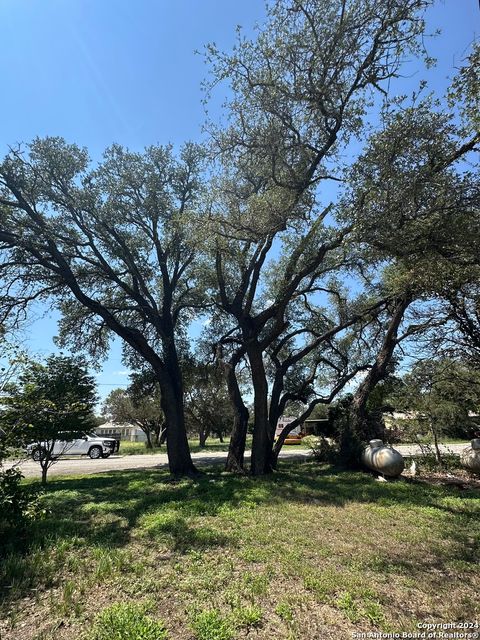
[267,290,388,466]
[1,355,97,484]
[307,404,329,421]
[0,140,205,477]
[339,39,480,447]
[183,360,234,447]
[427,277,480,366]
[0,1,477,483]
[102,378,165,449]
[201,0,437,474]
[0,338,41,550]
[391,359,480,464]
[0,338,29,458]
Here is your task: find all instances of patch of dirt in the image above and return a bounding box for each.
[403,469,480,490]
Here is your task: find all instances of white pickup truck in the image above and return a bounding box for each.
[25,433,120,461]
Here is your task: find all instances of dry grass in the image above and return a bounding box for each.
[1,461,479,640]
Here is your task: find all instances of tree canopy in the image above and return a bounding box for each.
[1,355,97,483]
[102,373,165,449]
[0,140,205,476]
[0,0,478,477]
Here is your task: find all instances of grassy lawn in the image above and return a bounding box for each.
[120,437,246,455]
[1,461,479,640]
[119,436,312,456]
[118,437,238,456]
[116,437,472,457]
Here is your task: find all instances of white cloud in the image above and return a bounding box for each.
[113,370,132,377]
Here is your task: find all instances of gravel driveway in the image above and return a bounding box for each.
[5,448,312,479]
[4,442,470,480]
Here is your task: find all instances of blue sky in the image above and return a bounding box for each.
[0,0,478,408]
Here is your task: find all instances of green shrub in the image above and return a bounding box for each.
[190,609,234,640]
[88,603,167,640]
[0,467,43,551]
[232,604,263,627]
[415,450,462,473]
[327,398,364,468]
[307,435,338,464]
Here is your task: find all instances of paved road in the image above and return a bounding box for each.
[6,449,312,479]
[4,443,470,480]
[396,443,468,457]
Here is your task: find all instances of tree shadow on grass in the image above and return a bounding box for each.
[1,460,478,609]
[274,461,480,509]
[273,462,479,589]
[25,461,480,549]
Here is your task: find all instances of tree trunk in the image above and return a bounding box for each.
[215,348,250,473]
[145,429,153,449]
[350,396,372,442]
[224,364,249,472]
[152,420,167,446]
[267,368,288,470]
[199,426,210,448]
[161,381,196,476]
[271,417,302,469]
[431,424,443,467]
[351,294,411,443]
[41,464,48,486]
[248,345,273,476]
[159,426,167,445]
[157,341,197,477]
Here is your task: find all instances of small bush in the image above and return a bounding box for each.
[327,398,365,467]
[0,467,43,551]
[415,450,462,473]
[88,603,167,640]
[307,435,338,463]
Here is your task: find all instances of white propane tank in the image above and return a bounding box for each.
[460,438,480,474]
[361,439,405,478]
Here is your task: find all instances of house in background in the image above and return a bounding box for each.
[302,417,330,436]
[95,422,148,442]
[275,416,330,439]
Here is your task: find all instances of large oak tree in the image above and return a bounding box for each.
[203,0,435,474]
[0,140,205,477]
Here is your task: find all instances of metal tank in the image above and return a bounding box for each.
[361,439,405,478]
[460,438,480,474]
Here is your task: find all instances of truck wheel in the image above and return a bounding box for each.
[88,446,103,459]
[32,447,46,462]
